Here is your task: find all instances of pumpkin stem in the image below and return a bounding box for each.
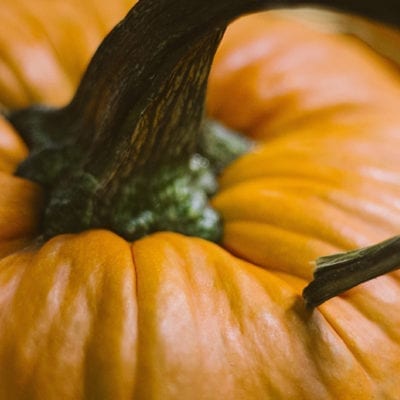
[303,236,400,308]
[8,0,261,240]
[7,0,399,241]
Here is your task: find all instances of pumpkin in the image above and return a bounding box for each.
[0,0,400,399]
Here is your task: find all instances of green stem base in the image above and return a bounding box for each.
[13,113,251,241]
[44,154,221,241]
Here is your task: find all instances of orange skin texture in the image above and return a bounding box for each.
[0,1,400,399]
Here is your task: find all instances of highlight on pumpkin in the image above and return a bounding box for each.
[0,0,400,398]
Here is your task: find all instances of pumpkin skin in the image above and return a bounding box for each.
[1,1,400,399]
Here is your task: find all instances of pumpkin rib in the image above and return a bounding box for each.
[0,39,36,107]
[252,131,400,166]
[318,296,400,397]
[218,176,400,234]
[211,236,382,398]
[5,4,81,93]
[222,220,342,280]
[0,230,138,399]
[253,103,400,141]
[313,301,375,389]
[321,278,400,343]
[295,306,376,399]
[131,232,378,399]
[0,60,30,109]
[0,172,43,242]
[0,248,29,309]
[0,6,39,101]
[248,85,400,143]
[223,135,400,183]
[24,4,82,62]
[236,267,349,400]
[250,102,368,141]
[218,175,400,220]
[50,0,107,34]
[219,148,400,192]
[215,183,393,250]
[10,0,111,93]
[208,14,400,138]
[314,289,400,400]
[267,177,400,234]
[80,253,137,399]
[26,258,80,395]
[0,249,43,398]
[0,118,28,172]
[0,154,18,175]
[312,191,400,236]
[267,115,400,144]
[0,7,74,107]
[344,274,400,343]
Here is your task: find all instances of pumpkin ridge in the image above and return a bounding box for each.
[255,104,397,139]
[313,192,400,235]
[0,7,73,107]
[227,259,376,399]
[219,152,400,192]
[131,232,344,399]
[0,150,22,173]
[2,230,139,398]
[344,274,400,343]
[71,1,116,34]
[0,6,37,100]
[218,176,400,233]
[215,184,390,250]
[81,258,137,399]
[0,171,43,245]
[12,7,77,91]
[248,138,400,174]
[12,0,122,89]
[0,42,36,106]
[269,176,400,214]
[222,220,342,280]
[310,303,376,394]
[0,60,29,109]
[318,298,400,397]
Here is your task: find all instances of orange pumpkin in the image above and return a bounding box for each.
[0,1,400,399]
